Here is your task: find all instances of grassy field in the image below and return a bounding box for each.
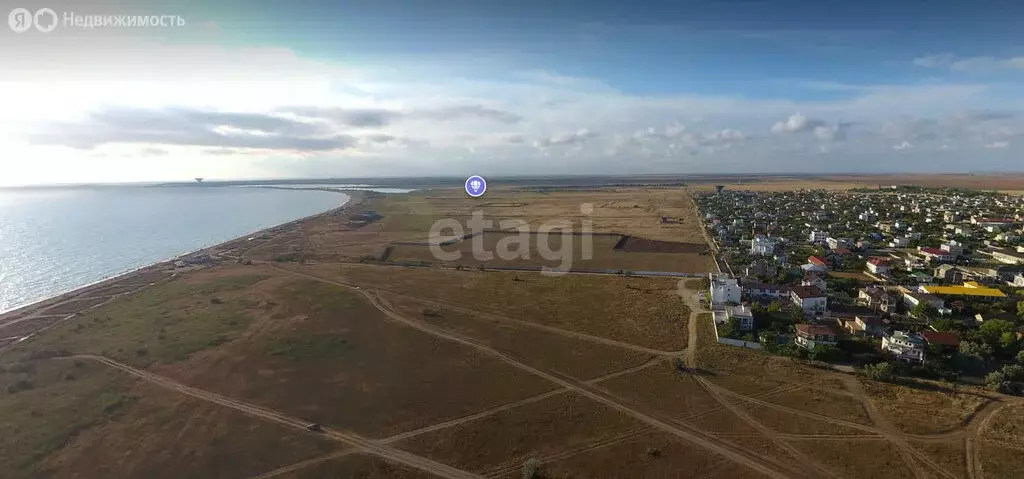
[388,231,713,272]
[292,263,690,351]
[859,380,990,435]
[395,393,644,474]
[0,360,337,479]
[788,439,918,478]
[5,271,272,367]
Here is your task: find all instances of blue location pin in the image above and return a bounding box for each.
[465,175,487,197]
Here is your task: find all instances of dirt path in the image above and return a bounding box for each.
[248,450,355,479]
[272,265,795,479]
[840,375,957,479]
[383,292,683,356]
[678,283,832,479]
[64,355,483,479]
[966,400,1006,479]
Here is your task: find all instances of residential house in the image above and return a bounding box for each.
[919,247,955,263]
[989,248,1024,265]
[933,264,964,283]
[750,235,778,256]
[921,331,961,353]
[902,291,946,311]
[826,237,851,250]
[727,305,755,331]
[743,260,778,278]
[808,255,829,269]
[809,231,828,244]
[858,287,897,313]
[743,282,791,300]
[801,273,828,292]
[795,323,841,349]
[709,273,741,306]
[791,285,828,315]
[841,315,884,338]
[1014,273,1024,287]
[882,331,926,363]
[866,257,891,274]
[889,237,910,248]
[940,241,965,257]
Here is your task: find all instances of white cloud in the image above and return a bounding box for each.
[893,141,913,151]
[913,54,1024,73]
[985,141,1010,149]
[771,113,825,134]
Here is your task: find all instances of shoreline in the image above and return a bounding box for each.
[0,191,363,324]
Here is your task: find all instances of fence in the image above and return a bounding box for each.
[709,310,762,350]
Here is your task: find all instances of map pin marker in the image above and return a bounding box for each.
[465,175,487,198]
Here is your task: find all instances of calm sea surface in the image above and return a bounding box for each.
[0,186,353,314]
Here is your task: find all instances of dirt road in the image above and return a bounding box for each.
[64,355,483,479]
[271,264,795,479]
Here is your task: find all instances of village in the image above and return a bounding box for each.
[696,185,1024,390]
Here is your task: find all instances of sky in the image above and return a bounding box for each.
[1,0,1023,185]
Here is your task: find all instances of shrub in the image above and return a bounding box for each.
[863,362,896,382]
[522,458,542,479]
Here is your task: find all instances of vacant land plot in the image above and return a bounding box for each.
[292,263,689,351]
[384,295,655,380]
[598,364,721,419]
[980,403,1024,447]
[758,386,873,426]
[0,359,337,479]
[979,444,1024,479]
[6,270,272,367]
[828,271,875,283]
[395,392,643,474]
[860,380,989,435]
[731,399,876,436]
[388,232,713,273]
[0,316,66,337]
[908,440,966,479]
[41,380,338,479]
[277,453,436,479]
[527,430,771,479]
[789,439,918,478]
[696,343,849,392]
[155,277,555,437]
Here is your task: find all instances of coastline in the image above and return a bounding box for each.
[0,190,364,324]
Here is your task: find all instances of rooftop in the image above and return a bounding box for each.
[791,285,826,299]
[921,331,961,347]
[920,284,1007,298]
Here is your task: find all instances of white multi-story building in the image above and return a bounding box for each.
[940,241,964,257]
[882,331,926,363]
[727,305,755,331]
[709,273,741,306]
[809,231,828,244]
[750,235,777,256]
[791,286,827,315]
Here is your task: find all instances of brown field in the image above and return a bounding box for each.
[978,444,1024,479]
[0,360,336,479]
[598,363,721,419]
[789,439,919,478]
[909,440,967,479]
[731,399,876,436]
[526,430,770,479]
[828,271,875,283]
[388,231,713,272]
[288,263,690,351]
[383,295,655,380]
[395,392,644,474]
[860,380,990,435]
[154,275,555,437]
[277,453,437,479]
[758,386,874,426]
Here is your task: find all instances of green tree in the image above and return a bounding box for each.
[863,362,896,382]
[768,301,783,313]
[959,341,993,362]
[1016,349,1024,364]
[980,319,1017,347]
[1017,300,1024,319]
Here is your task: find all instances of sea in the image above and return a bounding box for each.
[0,185,399,314]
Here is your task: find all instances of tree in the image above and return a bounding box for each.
[863,362,896,382]
[980,319,1017,349]
[959,340,993,361]
[521,458,542,479]
[912,302,936,319]
[931,317,956,332]
[1017,300,1024,319]
[1016,349,1024,365]
[768,301,783,313]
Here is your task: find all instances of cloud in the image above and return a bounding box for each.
[892,141,913,151]
[278,104,521,127]
[771,113,826,134]
[913,54,1024,73]
[985,141,1010,149]
[28,107,357,151]
[533,128,599,147]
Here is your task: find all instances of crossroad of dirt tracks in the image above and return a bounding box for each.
[28,260,1009,479]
